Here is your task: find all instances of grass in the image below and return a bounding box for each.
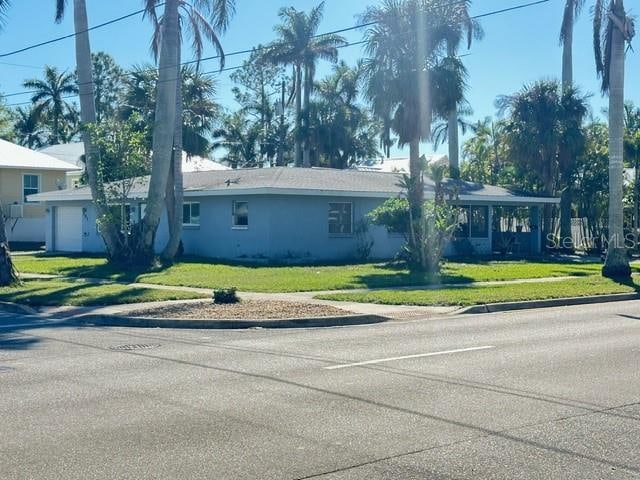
[11,254,627,293]
[315,276,640,307]
[0,279,206,307]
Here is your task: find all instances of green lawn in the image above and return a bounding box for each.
[11,254,632,293]
[0,279,206,307]
[315,276,640,307]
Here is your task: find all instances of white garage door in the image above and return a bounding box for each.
[55,207,83,252]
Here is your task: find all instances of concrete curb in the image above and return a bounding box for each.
[0,301,39,316]
[72,313,389,330]
[456,292,640,314]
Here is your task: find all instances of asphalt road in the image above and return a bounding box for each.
[1,302,639,479]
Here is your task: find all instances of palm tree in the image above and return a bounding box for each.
[0,0,8,26]
[212,112,261,169]
[145,0,234,261]
[594,0,635,277]
[53,0,122,258]
[362,0,457,268]
[266,2,346,167]
[431,103,474,156]
[560,0,585,89]
[23,66,78,145]
[557,0,585,243]
[624,103,640,235]
[13,106,46,149]
[311,62,379,168]
[439,0,483,179]
[499,80,588,241]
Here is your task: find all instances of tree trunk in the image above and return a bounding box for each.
[561,13,573,89]
[137,0,180,264]
[447,112,459,179]
[446,44,460,179]
[294,65,303,167]
[302,64,312,168]
[0,202,19,286]
[73,0,120,257]
[560,186,573,250]
[603,3,631,278]
[162,56,184,261]
[408,137,424,267]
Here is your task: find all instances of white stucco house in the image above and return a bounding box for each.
[29,167,558,261]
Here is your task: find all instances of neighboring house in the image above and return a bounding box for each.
[30,167,558,260]
[40,142,230,188]
[354,155,448,173]
[0,139,81,243]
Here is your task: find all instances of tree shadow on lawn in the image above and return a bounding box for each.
[352,264,475,289]
[1,281,152,308]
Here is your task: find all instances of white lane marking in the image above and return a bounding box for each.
[324,345,495,370]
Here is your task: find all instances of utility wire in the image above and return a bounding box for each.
[0,3,164,58]
[2,0,550,104]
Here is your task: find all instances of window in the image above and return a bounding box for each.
[23,174,40,202]
[470,206,489,238]
[456,206,489,238]
[183,202,200,226]
[232,201,248,228]
[457,207,470,238]
[328,202,353,235]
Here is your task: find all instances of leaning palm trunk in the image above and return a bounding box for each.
[0,202,19,286]
[137,0,180,263]
[162,58,184,260]
[603,1,631,277]
[73,0,120,257]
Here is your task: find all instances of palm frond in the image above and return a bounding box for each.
[54,0,66,23]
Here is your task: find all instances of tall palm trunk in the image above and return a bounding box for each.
[446,46,460,179]
[603,1,631,277]
[73,0,120,257]
[561,13,574,88]
[162,58,184,260]
[408,137,424,267]
[559,9,574,248]
[138,0,180,263]
[294,65,303,167]
[302,64,312,168]
[0,201,19,286]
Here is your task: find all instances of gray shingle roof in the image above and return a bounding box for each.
[29,167,559,204]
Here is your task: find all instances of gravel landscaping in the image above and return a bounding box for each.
[128,300,353,319]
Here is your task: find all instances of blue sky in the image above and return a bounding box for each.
[1,0,638,156]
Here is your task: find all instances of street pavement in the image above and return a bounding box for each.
[1,302,639,479]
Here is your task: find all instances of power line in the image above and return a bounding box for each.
[2,0,549,104]
[0,3,164,58]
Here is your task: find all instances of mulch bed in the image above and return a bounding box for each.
[128,299,352,320]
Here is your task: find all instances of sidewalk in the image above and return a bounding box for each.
[16,272,589,320]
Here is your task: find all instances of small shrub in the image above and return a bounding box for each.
[213,287,239,304]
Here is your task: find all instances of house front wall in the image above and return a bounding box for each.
[45,194,555,261]
[177,194,404,261]
[0,167,70,242]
